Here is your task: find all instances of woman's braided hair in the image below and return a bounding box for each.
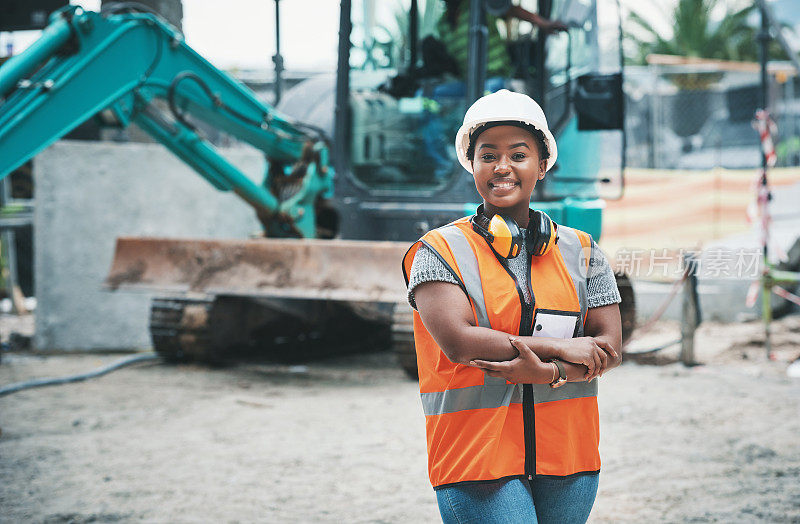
[466,121,550,164]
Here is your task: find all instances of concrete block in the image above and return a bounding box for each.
[34,140,264,351]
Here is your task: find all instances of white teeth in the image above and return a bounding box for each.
[492,182,516,189]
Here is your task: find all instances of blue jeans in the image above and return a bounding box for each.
[436,474,599,524]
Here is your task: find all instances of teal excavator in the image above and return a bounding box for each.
[0,3,332,238]
[0,1,634,376]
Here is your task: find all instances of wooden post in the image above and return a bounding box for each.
[762,268,773,359]
[680,253,701,366]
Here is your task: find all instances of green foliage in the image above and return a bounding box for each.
[0,203,26,216]
[625,0,788,66]
[389,0,444,67]
[776,136,800,164]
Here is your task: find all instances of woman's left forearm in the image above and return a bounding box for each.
[583,304,624,373]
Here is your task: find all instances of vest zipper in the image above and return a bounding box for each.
[521,254,536,481]
[523,383,535,480]
[491,250,537,480]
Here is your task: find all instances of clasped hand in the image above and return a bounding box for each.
[470,336,617,383]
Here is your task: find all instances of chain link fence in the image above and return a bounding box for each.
[624,62,800,170]
[599,60,800,290]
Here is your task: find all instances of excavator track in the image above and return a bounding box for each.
[149,294,282,364]
[151,294,397,365]
[149,296,217,363]
[391,303,417,379]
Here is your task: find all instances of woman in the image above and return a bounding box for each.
[401,89,622,523]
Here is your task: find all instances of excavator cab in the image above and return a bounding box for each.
[284,0,626,242]
[347,1,466,190]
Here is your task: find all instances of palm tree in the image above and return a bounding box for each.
[626,0,757,65]
[625,0,791,91]
[389,0,445,68]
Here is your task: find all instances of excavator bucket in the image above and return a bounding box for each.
[105,237,413,363]
[105,236,410,303]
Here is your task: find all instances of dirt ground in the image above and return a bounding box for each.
[1,315,800,523]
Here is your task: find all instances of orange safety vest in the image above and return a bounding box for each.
[401,216,599,490]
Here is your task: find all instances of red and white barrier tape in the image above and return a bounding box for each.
[746,280,760,308]
[753,109,777,167]
[744,282,800,309]
[772,285,800,307]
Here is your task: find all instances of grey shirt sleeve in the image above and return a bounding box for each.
[406,244,460,310]
[587,240,621,308]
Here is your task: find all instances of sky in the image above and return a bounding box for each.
[182,0,340,72]
[1,0,341,72]
[0,0,795,73]
[0,0,652,72]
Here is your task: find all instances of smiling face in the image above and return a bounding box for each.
[470,125,547,228]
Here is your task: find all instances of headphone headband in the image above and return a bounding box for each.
[470,205,556,259]
[471,212,495,242]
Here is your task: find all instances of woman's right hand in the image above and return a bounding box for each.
[555,337,617,381]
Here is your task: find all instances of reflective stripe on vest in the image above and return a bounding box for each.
[421,225,521,417]
[555,225,591,335]
[437,226,491,329]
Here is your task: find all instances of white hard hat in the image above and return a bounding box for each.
[455,89,558,174]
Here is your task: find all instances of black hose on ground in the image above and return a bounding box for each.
[0,353,161,398]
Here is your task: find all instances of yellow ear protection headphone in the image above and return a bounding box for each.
[470,204,557,259]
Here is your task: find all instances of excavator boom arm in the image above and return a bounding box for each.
[0,6,331,235]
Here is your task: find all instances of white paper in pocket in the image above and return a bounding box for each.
[531,310,579,339]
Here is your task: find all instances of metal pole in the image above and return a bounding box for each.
[334,0,352,176]
[755,0,800,74]
[409,0,418,72]
[650,65,660,168]
[758,1,772,358]
[759,6,770,174]
[272,0,284,105]
[615,0,626,197]
[466,0,487,104]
